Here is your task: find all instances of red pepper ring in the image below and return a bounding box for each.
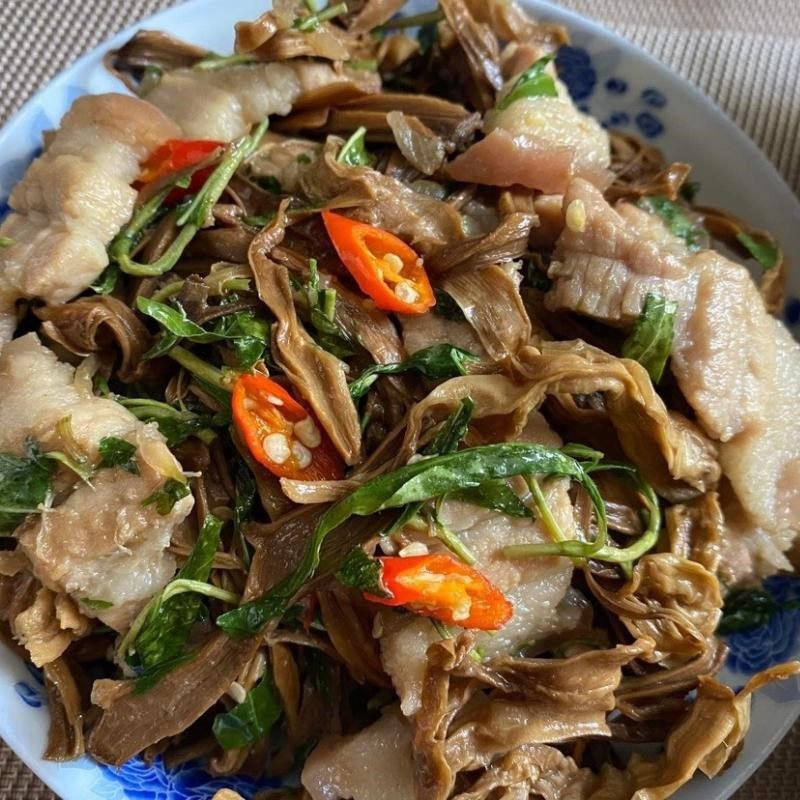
[136,138,225,204]
[365,553,513,631]
[232,373,344,481]
[321,210,436,315]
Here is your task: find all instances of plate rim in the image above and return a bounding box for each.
[0,1,798,799]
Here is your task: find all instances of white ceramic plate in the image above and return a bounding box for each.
[1,2,799,798]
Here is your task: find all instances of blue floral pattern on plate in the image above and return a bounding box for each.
[724,576,800,674]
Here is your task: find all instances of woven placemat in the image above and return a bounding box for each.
[0,1,798,798]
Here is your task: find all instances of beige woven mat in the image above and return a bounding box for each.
[0,0,798,798]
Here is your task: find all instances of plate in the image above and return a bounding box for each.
[1,1,799,798]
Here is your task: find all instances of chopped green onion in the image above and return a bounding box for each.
[193,52,256,71]
[294,1,347,31]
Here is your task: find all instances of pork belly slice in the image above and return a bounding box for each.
[447,79,610,193]
[547,178,800,576]
[0,334,194,633]
[0,94,180,343]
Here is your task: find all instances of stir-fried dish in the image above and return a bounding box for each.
[1,2,799,798]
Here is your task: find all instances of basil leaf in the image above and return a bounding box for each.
[336,547,387,596]
[213,672,282,750]
[98,436,139,474]
[349,344,479,400]
[636,196,705,251]
[622,293,677,384]
[137,297,217,342]
[451,479,532,518]
[121,400,217,446]
[433,289,466,322]
[217,442,606,637]
[212,310,270,370]
[717,586,799,635]
[423,397,474,456]
[497,55,557,111]
[737,232,780,271]
[0,439,55,533]
[142,478,191,515]
[131,515,223,676]
[337,126,372,167]
[90,264,121,295]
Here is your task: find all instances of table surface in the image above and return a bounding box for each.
[0,1,798,798]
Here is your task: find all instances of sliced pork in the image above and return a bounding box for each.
[145,61,380,141]
[302,708,415,800]
[378,412,581,716]
[0,94,180,344]
[547,178,800,575]
[447,73,609,193]
[0,335,194,632]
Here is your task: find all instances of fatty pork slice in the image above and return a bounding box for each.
[447,72,610,193]
[145,61,377,141]
[0,94,180,342]
[0,335,194,631]
[302,708,415,800]
[547,178,800,575]
[379,413,581,717]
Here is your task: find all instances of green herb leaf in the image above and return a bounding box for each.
[349,344,479,400]
[0,236,14,248]
[336,547,388,596]
[217,441,606,637]
[0,440,55,533]
[717,585,799,635]
[423,397,474,456]
[119,398,217,446]
[451,479,532,518]
[98,437,139,474]
[736,232,780,271]
[213,672,283,750]
[347,58,378,72]
[142,478,191,515]
[679,181,700,203]
[81,597,114,611]
[124,515,224,684]
[497,55,557,111]
[636,195,706,251]
[234,462,256,567]
[622,293,678,384]
[432,289,466,322]
[212,310,270,370]
[337,126,372,167]
[90,264,121,295]
[302,259,355,357]
[137,297,217,342]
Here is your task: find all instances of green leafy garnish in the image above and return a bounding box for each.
[337,126,372,167]
[234,462,256,568]
[294,1,347,31]
[497,55,557,111]
[81,598,114,611]
[424,397,474,456]
[349,344,479,400]
[217,442,606,638]
[117,397,217,446]
[432,289,466,322]
[213,672,283,750]
[376,8,444,32]
[679,181,700,202]
[142,478,191,515]
[213,310,270,370]
[347,59,378,72]
[622,293,678,384]
[336,547,388,597]
[302,259,355,357]
[717,586,800,635]
[450,479,532,518]
[98,437,138,474]
[90,264,121,295]
[0,440,55,533]
[112,119,268,277]
[504,463,660,566]
[118,515,236,690]
[637,195,705,251]
[0,236,14,247]
[737,232,780,271]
